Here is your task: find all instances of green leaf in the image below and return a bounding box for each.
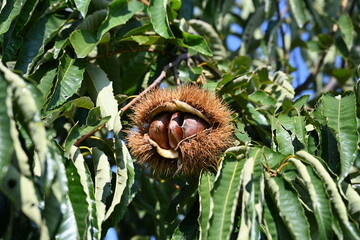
[104,140,134,224]
[0,75,14,182]
[0,165,42,226]
[15,14,66,73]
[288,0,307,27]
[188,19,227,60]
[172,201,199,240]
[0,62,47,175]
[271,116,294,155]
[36,68,57,103]
[338,14,354,50]
[66,154,90,239]
[239,6,265,55]
[64,107,110,156]
[207,153,245,240]
[74,0,91,17]
[92,148,112,231]
[2,0,39,62]
[44,96,94,126]
[321,92,358,181]
[177,31,213,56]
[148,0,174,38]
[340,181,360,222]
[265,173,311,240]
[86,63,122,135]
[264,71,295,107]
[289,158,332,239]
[121,35,163,45]
[0,0,27,34]
[70,146,100,240]
[249,90,277,106]
[296,151,360,239]
[262,195,278,240]
[78,9,108,31]
[276,114,307,151]
[43,142,71,239]
[70,30,99,58]
[293,95,310,109]
[55,197,79,240]
[237,148,264,240]
[46,53,86,110]
[97,0,144,39]
[198,171,216,240]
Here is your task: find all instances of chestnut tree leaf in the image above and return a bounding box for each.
[207,153,245,240]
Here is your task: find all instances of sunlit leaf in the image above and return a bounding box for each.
[70,30,99,58]
[237,148,264,240]
[288,0,307,27]
[97,0,144,39]
[103,140,134,227]
[0,0,27,34]
[0,74,14,182]
[0,62,47,175]
[289,158,332,239]
[86,63,122,135]
[296,151,360,239]
[74,0,91,17]
[198,171,215,240]
[0,166,41,226]
[338,14,353,50]
[265,173,311,240]
[321,92,358,182]
[188,19,227,60]
[207,153,245,240]
[148,0,174,38]
[70,146,100,240]
[46,53,86,110]
[92,148,112,231]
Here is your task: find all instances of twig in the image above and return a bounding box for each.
[121,53,190,112]
[173,66,181,86]
[295,0,354,96]
[295,52,326,95]
[138,0,150,6]
[74,124,105,146]
[193,55,223,79]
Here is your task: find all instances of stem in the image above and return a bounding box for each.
[120,53,190,112]
[74,124,105,146]
[138,0,150,6]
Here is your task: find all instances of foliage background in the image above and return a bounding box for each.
[0,0,359,239]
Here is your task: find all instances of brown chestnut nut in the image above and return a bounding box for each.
[168,112,184,149]
[126,86,234,176]
[182,114,209,139]
[149,113,171,149]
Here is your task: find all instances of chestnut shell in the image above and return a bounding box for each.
[126,86,234,176]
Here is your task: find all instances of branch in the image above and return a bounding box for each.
[138,0,150,6]
[193,55,223,79]
[74,124,105,146]
[120,53,190,112]
[295,52,326,95]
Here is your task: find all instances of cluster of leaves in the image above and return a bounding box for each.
[0,0,359,239]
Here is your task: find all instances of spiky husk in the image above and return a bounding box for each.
[126,86,234,176]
